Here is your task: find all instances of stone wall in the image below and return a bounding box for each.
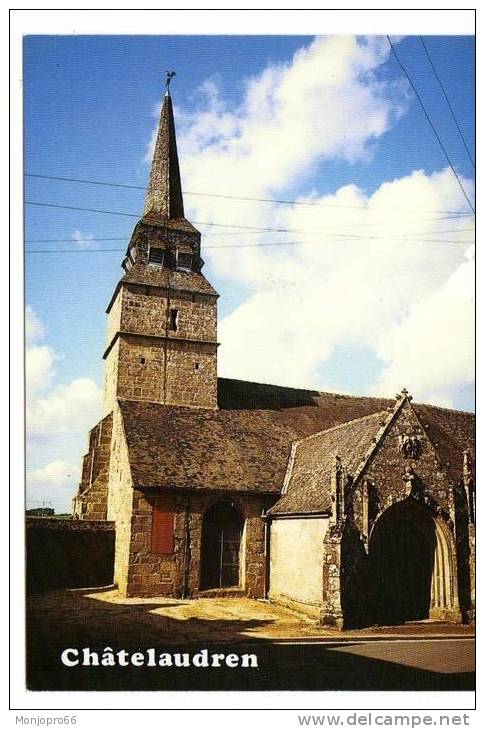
[26,518,115,594]
[106,286,123,348]
[106,405,135,595]
[104,335,217,410]
[122,489,275,599]
[120,284,217,342]
[73,414,113,519]
[165,338,218,408]
[352,400,453,535]
[269,516,328,609]
[103,338,120,416]
[103,282,218,412]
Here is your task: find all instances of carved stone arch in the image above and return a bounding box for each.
[368,498,461,625]
[431,513,460,620]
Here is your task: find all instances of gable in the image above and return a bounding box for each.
[269,411,387,515]
[354,399,451,509]
[269,395,475,517]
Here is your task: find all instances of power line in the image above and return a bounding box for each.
[25,200,474,242]
[24,233,475,249]
[419,36,475,170]
[23,227,476,245]
[24,200,475,235]
[25,172,473,217]
[386,36,475,215]
[25,236,475,254]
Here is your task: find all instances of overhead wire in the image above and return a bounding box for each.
[419,36,475,170]
[24,200,475,236]
[25,172,473,217]
[386,36,475,214]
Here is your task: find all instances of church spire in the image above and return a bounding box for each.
[144,71,185,221]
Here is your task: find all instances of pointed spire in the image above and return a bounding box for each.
[144,85,185,221]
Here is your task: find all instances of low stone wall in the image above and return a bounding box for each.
[26,518,115,594]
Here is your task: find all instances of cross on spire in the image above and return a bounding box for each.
[165,70,176,96]
[395,387,412,401]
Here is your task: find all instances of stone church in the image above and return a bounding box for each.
[73,85,475,629]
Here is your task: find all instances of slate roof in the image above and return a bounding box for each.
[268,411,387,515]
[119,380,392,493]
[118,379,474,500]
[106,265,218,312]
[121,264,218,297]
[413,404,475,484]
[143,94,187,222]
[268,399,475,516]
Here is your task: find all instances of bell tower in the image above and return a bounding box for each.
[103,74,219,414]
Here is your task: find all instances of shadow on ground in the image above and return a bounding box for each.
[27,587,475,692]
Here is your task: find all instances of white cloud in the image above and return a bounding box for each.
[27,377,102,437]
[175,36,408,208]
[26,345,56,394]
[214,168,474,404]
[26,304,46,342]
[25,308,103,512]
[26,306,55,394]
[145,34,473,408]
[28,459,74,487]
[72,229,97,249]
[371,245,475,403]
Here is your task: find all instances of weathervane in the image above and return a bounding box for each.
[165,70,176,96]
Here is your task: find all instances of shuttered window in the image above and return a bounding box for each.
[176,251,193,272]
[151,504,175,554]
[149,247,165,266]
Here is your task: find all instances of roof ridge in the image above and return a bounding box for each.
[413,401,475,417]
[217,377,393,402]
[293,409,389,446]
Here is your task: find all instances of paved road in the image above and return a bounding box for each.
[321,638,475,675]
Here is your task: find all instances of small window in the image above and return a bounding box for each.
[151,504,175,555]
[140,357,146,365]
[176,251,192,272]
[149,247,165,266]
[194,362,199,371]
[169,308,178,332]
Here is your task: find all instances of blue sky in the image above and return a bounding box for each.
[24,35,475,512]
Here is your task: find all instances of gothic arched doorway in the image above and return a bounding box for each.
[368,499,458,625]
[200,501,245,590]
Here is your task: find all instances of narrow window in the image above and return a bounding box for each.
[169,308,178,332]
[151,503,175,555]
[140,357,146,365]
[149,247,165,266]
[194,362,199,371]
[176,251,193,272]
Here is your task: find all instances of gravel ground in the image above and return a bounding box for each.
[27,586,475,647]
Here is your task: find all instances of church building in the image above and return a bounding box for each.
[73,83,475,629]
